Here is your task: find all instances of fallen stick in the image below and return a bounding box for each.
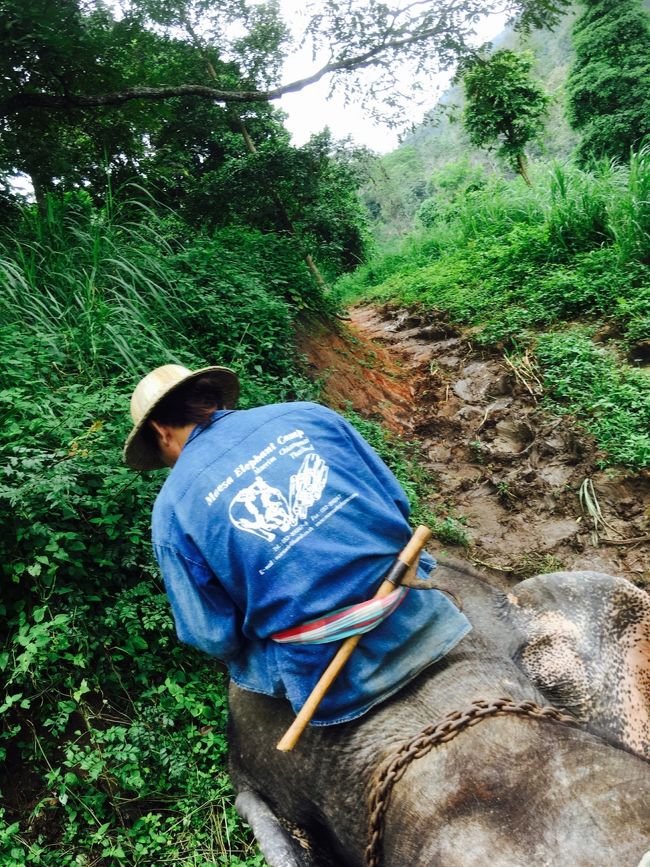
[471,557,516,573]
[598,535,650,546]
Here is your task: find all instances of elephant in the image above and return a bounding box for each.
[228,558,650,867]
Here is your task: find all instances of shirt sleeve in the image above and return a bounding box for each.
[332,412,411,520]
[153,543,244,662]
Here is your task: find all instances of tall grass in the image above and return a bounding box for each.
[333,149,650,468]
[445,151,650,258]
[0,191,313,392]
[608,145,650,263]
[335,151,650,338]
[1,195,187,378]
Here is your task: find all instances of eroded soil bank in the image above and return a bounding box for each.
[299,305,649,588]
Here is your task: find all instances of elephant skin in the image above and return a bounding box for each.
[229,559,650,867]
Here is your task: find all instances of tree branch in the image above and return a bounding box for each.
[0,0,569,118]
[1,84,272,115]
[1,17,466,117]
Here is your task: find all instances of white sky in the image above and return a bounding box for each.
[277,2,509,153]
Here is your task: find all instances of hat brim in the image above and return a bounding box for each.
[123,366,240,471]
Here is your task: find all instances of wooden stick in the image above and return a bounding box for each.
[276,525,433,752]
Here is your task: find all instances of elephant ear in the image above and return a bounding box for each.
[505,570,650,760]
[235,790,324,867]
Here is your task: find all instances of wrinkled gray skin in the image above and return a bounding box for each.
[229,560,650,867]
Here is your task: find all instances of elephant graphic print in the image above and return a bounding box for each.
[228,453,329,543]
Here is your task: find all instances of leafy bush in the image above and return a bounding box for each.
[0,194,322,864]
[567,0,650,164]
[0,373,267,864]
[417,159,487,229]
[337,152,650,302]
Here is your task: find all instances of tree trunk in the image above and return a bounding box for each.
[29,170,52,218]
[516,152,533,187]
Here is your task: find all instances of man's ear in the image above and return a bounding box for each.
[150,419,172,446]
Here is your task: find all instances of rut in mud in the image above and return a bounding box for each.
[299,304,650,588]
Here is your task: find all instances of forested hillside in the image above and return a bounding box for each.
[363,0,650,244]
[1,0,649,863]
[337,0,649,487]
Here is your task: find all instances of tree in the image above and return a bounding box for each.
[0,0,570,276]
[0,1,571,120]
[461,50,549,185]
[567,0,650,165]
[0,0,374,286]
[0,0,233,207]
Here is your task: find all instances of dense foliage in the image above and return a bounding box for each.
[0,195,425,863]
[0,0,573,129]
[335,150,650,468]
[0,0,371,285]
[567,0,650,164]
[360,0,650,244]
[358,11,582,243]
[0,195,318,864]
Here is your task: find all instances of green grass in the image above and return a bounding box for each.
[536,330,650,468]
[334,151,650,469]
[335,157,650,347]
[0,191,315,392]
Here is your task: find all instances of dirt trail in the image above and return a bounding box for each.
[299,304,649,588]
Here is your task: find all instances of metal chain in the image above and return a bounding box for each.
[365,697,579,867]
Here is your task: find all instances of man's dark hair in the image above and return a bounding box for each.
[141,374,224,452]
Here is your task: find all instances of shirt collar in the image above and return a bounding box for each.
[185,409,236,447]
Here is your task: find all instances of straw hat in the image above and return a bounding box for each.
[123,364,239,471]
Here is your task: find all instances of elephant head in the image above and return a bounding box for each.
[229,560,650,866]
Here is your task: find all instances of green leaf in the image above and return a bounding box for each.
[72,679,90,703]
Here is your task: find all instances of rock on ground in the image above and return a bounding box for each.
[297,305,650,588]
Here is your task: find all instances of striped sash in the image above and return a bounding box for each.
[270,586,409,645]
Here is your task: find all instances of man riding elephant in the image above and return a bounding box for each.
[124,364,650,866]
[123,363,471,726]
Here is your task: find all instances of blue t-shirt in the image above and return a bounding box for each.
[152,402,471,725]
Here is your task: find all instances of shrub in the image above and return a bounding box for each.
[0,194,318,864]
[536,330,650,468]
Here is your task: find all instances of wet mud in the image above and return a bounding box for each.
[299,305,650,588]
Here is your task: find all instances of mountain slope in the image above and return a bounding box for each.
[363,1,649,245]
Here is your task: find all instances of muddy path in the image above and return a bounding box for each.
[299,304,649,589]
